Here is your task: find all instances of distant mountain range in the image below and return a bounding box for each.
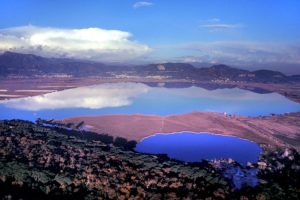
[0,51,299,83]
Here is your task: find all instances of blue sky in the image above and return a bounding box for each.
[0,0,300,72]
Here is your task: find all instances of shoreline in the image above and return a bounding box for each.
[138,130,262,145]
[1,77,300,103]
[1,77,300,150]
[60,111,300,150]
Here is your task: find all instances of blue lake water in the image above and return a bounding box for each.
[1,82,289,189]
[135,132,261,164]
[135,132,262,188]
[1,82,300,121]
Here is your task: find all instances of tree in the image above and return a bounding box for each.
[113,137,128,148]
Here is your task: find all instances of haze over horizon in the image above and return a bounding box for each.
[1,0,300,74]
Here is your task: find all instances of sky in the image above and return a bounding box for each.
[0,0,300,73]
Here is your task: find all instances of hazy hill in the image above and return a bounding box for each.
[0,51,120,76]
[0,51,297,83]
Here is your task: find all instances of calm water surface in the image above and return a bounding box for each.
[135,132,262,189]
[1,83,282,189]
[135,132,261,164]
[1,82,300,121]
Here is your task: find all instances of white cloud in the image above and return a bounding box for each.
[0,25,151,62]
[133,1,153,8]
[165,41,300,66]
[200,18,241,31]
[1,83,150,111]
[188,41,300,63]
[201,24,240,29]
[207,18,221,22]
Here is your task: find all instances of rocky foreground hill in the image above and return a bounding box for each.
[0,120,300,199]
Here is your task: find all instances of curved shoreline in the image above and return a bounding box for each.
[60,111,300,150]
[138,130,261,145]
[137,131,264,161]
[136,131,262,164]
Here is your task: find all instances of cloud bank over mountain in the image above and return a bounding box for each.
[182,41,300,64]
[0,25,151,62]
[0,25,299,73]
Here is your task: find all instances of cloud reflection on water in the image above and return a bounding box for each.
[2,83,149,111]
[1,82,299,116]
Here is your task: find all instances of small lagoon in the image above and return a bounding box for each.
[135,132,261,164]
[135,132,262,189]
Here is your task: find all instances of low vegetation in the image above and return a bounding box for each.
[0,120,299,199]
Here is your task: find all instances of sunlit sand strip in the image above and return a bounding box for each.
[37,85,75,88]
[14,89,55,92]
[0,94,24,97]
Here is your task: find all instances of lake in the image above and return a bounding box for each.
[1,82,300,121]
[1,82,294,189]
[135,132,262,189]
[135,132,261,164]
